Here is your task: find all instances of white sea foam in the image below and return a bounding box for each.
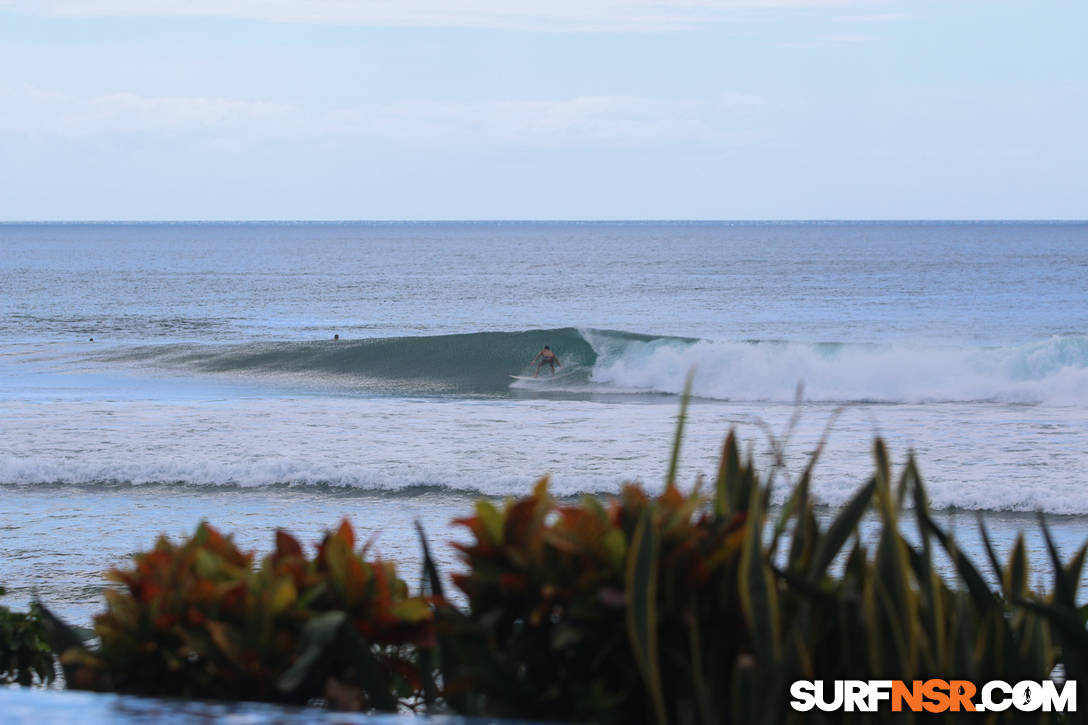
[0,455,540,495]
[584,332,1088,405]
[2,394,1086,513]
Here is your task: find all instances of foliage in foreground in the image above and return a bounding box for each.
[35,395,1088,723]
[42,521,432,710]
[0,587,55,686]
[431,403,1080,724]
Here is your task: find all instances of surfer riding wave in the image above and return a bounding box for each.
[533,345,560,377]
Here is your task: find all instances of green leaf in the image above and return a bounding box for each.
[1019,600,1088,651]
[978,517,1005,594]
[665,369,695,491]
[205,620,244,668]
[415,521,470,713]
[873,527,918,675]
[715,431,741,518]
[1064,543,1088,602]
[277,611,348,694]
[909,454,933,559]
[475,500,504,546]
[788,508,819,576]
[807,476,876,583]
[1007,534,1028,599]
[340,626,398,712]
[603,528,627,573]
[918,507,996,613]
[871,439,897,528]
[414,520,444,599]
[625,507,665,725]
[769,458,810,558]
[685,609,716,724]
[391,598,431,623]
[739,468,780,663]
[33,601,85,685]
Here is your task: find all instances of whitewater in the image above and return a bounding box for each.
[1,220,1086,623]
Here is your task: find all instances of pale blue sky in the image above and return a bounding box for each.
[0,0,1085,220]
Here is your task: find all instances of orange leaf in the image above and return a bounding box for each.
[335,519,356,550]
[275,530,303,558]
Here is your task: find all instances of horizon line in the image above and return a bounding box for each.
[2,218,1086,225]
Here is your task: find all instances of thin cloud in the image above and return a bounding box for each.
[3,0,890,31]
[3,86,295,134]
[773,34,869,48]
[319,94,769,148]
[5,85,767,148]
[88,92,294,127]
[832,13,911,22]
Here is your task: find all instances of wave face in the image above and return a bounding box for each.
[106,328,601,396]
[105,329,1088,405]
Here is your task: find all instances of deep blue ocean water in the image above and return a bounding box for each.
[1,221,1086,622]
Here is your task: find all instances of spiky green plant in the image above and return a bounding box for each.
[735,439,1066,724]
[421,394,1082,723]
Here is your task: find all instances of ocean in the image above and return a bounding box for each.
[1,220,1086,624]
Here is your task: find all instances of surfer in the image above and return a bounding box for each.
[532,345,560,377]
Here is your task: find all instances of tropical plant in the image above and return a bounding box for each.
[422,391,1080,723]
[0,587,55,686]
[734,438,1066,724]
[433,473,751,722]
[426,390,759,722]
[41,520,433,710]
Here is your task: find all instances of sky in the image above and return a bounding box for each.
[0,0,1085,220]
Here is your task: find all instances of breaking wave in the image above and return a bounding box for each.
[100,328,1088,405]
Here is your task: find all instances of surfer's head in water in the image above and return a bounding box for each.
[533,345,560,376]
